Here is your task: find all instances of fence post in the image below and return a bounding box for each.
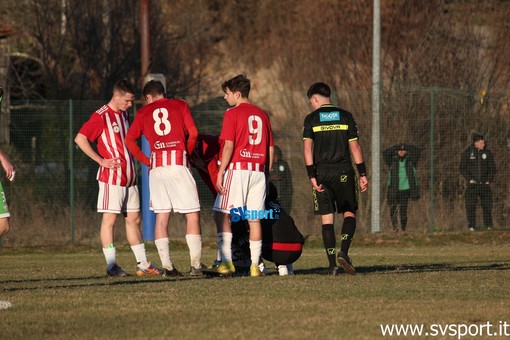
[371,0,381,233]
[429,89,435,232]
[141,136,155,241]
[69,99,75,243]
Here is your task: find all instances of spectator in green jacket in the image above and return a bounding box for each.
[383,143,420,231]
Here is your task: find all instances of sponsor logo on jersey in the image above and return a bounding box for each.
[240,149,251,158]
[312,124,348,132]
[154,140,179,149]
[320,111,340,122]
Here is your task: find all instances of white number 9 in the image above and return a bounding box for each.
[248,115,263,145]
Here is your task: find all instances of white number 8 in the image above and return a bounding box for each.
[248,115,263,145]
[153,108,171,136]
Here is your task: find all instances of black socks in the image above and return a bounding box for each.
[340,217,356,256]
[322,224,336,268]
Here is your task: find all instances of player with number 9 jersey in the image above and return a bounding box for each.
[213,74,274,277]
[220,104,273,172]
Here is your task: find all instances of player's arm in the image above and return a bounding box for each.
[303,138,323,192]
[268,145,274,174]
[349,139,368,192]
[216,140,234,194]
[182,103,198,155]
[124,114,150,167]
[125,134,150,167]
[75,133,120,169]
[268,123,274,173]
[186,124,198,156]
[0,148,15,181]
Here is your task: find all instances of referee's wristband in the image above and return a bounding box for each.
[306,165,316,179]
[356,162,367,177]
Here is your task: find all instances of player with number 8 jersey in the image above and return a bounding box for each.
[126,80,203,276]
[126,98,197,170]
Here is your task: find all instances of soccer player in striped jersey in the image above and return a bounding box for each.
[75,79,161,277]
[126,80,203,277]
[213,74,274,277]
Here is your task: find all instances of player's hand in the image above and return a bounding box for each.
[0,156,15,181]
[101,157,122,169]
[310,177,324,192]
[5,167,15,182]
[7,170,15,182]
[359,176,368,192]
[216,172,225,195]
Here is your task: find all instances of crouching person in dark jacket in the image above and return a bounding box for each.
[261,183,304,276]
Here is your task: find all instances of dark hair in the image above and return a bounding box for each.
[221,74,250,98]
[307,82,331,99]
[472,133,484,143]
[142,80,165,98]
[113,79,135,95]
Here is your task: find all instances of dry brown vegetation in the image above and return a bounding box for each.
[0,0,509,246]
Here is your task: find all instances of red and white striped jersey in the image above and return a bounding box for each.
[79,105,136,187]
[220,103,273,171]
[127,98,198,170]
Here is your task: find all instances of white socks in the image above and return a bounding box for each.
[249,240,262,267]
[216,233,223,262]
[131,243,149,269]
[102,247,116,270]
[220,232,233,262]
[185,234,202,269]
[155,238,173,270]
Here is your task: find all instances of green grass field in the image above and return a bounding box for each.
[1,231,510,339]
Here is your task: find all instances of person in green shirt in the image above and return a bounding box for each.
[383,144,420,231]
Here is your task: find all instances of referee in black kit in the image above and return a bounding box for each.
[302,82,368,275]
[459,133,496,231]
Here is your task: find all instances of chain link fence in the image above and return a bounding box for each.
[1,86,509,246]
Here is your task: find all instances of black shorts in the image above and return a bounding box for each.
[312,166,358,215]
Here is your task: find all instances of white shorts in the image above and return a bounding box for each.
[97,182,140,214]
[213,169,266,217]
[149,165,200,214]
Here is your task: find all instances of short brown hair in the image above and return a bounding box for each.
[221,74,250,98]
[142,80,165,98]
[113,79,135,95]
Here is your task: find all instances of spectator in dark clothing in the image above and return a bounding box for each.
[383,143,420,231]
[459,133,496,231]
